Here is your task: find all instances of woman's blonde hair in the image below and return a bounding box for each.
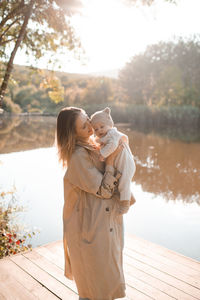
[56,106,83,167]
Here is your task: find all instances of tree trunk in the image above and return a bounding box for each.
[0,0,34,108]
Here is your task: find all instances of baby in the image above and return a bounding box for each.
[90,107,136,214]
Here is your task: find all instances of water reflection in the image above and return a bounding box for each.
[123,128,200,205]
[0,116,200,205]
[0,115,56,153]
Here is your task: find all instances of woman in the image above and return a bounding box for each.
[56,107,129,300]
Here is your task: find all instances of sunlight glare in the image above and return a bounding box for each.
[14,0,200,74]
[66,0,200,73]
[70,0,152,72]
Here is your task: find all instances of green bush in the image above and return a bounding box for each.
[2,97,22,113]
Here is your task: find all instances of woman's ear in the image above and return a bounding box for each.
[103,107,111,114]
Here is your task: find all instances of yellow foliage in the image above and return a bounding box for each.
[48,88,64,103]
[40,74,64,103]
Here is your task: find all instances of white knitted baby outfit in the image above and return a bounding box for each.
[99,127,136,201]
[91,108,136,202]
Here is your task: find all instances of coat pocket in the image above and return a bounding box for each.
[81,194,104,244]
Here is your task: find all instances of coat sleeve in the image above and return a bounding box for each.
[66,148,120,198]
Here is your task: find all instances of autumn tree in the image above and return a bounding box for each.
[119,36,200,107]
[0,0,177,109]
[0,0,82,107]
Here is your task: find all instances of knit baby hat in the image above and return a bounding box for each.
[90,107,114,127]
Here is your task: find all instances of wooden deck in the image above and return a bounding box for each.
[0,234,200,300]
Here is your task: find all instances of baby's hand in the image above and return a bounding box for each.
[95,137,104,147]
[120,136,128,144]
[95,144,101,150]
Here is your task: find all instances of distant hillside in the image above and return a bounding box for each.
[13,64,90,81]
[2,63,116,114]
[88,69,119,78]
[13,64,118,80]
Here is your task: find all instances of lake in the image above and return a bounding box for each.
[0,115,200,261]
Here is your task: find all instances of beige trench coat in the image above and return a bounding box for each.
[63,145,126,300]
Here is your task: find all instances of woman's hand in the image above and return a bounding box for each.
[106,143,124,166]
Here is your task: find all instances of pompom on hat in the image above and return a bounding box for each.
[90,107,114,127]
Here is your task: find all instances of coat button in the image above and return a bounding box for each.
[110,228,113,232]
[106,207,109,211]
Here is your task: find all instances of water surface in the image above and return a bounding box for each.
[0,115,200,261]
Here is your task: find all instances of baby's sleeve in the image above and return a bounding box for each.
[100,135,119,158]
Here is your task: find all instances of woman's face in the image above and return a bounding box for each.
[75,111,93,141]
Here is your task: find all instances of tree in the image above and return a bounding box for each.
[82,78,113,104]
[0,0,82,107]
[0,0,177,109]
[119,36,200,107]
[0,0,34,106]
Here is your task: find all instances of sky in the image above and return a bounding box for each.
[15,0,200,74]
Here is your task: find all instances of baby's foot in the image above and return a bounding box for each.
[117,200,130,215]
[130,193,136,206]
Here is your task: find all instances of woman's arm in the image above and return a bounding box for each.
[65,144,123,199]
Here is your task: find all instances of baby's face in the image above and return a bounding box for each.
[92,122,111,138]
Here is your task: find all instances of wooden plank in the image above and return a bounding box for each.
[34,245,154,300]
[124,236,200,279]
[125,285,154,300]
[124,260,197,300]
[0,286,7,300]
[34,244,64,269]
[0,259,37,300]
[23,248,77,293]
[1,235,199,300]
[42,239,200,298]
[9,253,77,300]
[126,234,200,272]
[0,281,25,300]
[125,272,175,300]
[29,243,156,300]
[0,258,59,299]
[124,252,200,299]
[43,239,63,249]
[33,245,155,300]
[43,240,63,253]
[46,237,200,274]
[124,247,200,290]
[43,240,176,299]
